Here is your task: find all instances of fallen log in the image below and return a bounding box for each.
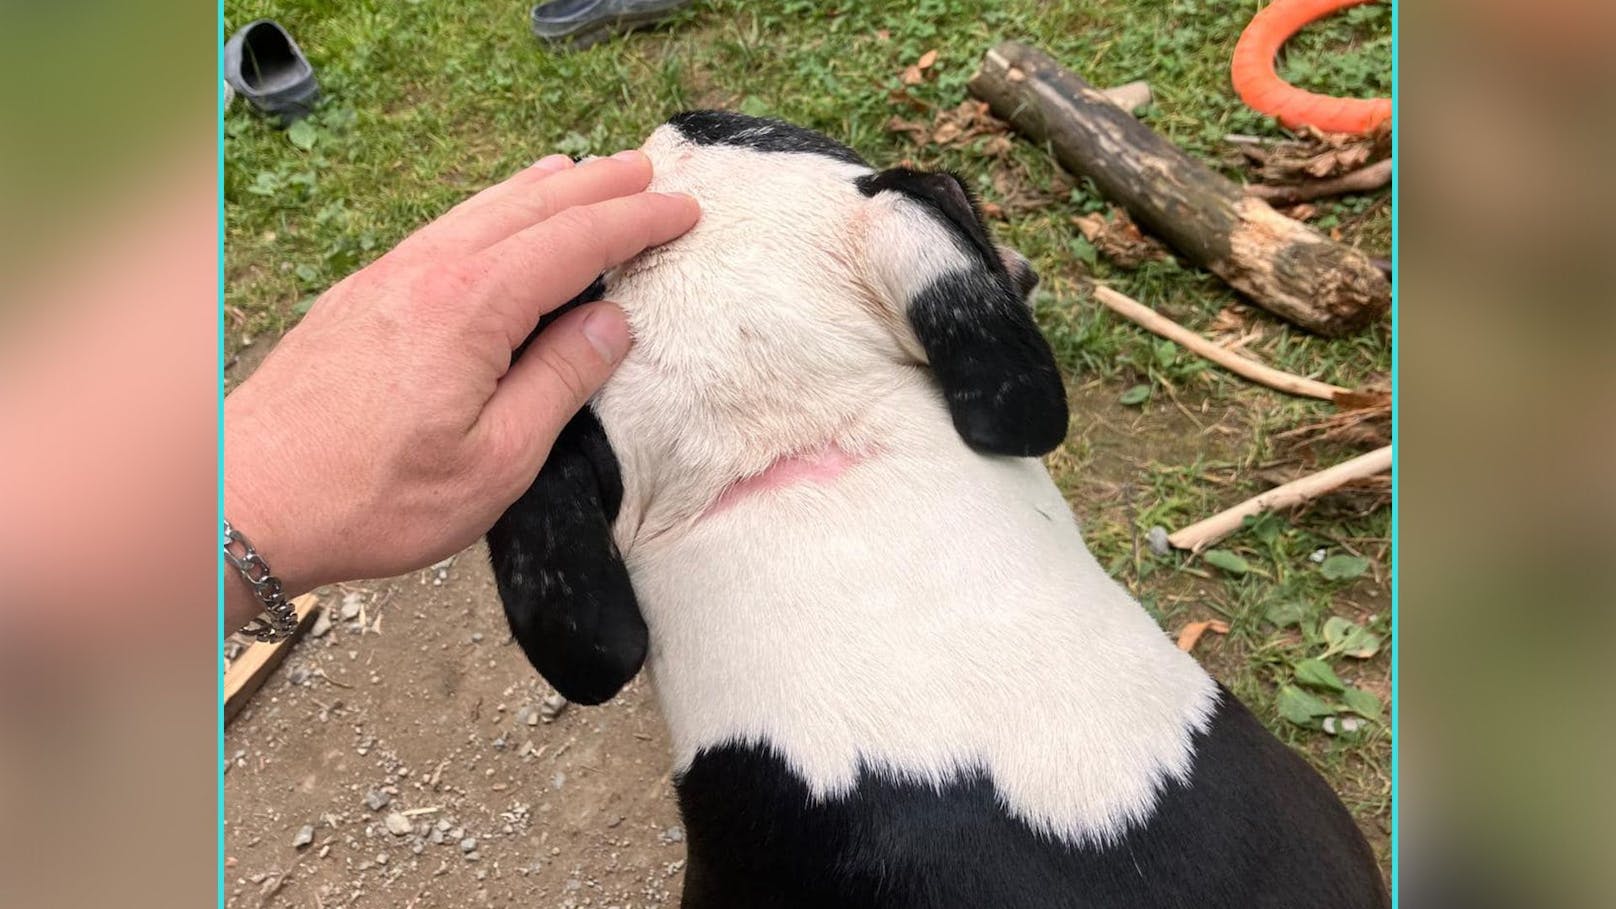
[1247,159,1392,205]
[1092,285,1348,401]
[1167,446,1393,552]
[968,41,1390,337]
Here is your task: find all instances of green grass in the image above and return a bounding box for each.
[225,0,1392,868]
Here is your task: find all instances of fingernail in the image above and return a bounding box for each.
[611,149,647,163]
[581,308,631,364]
[530,154,571,172]
[657,192,702,216]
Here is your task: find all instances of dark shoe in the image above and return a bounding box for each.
[530,0,693,50]
[224,19,320,124]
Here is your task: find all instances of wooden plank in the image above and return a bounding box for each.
[224,593,319,725]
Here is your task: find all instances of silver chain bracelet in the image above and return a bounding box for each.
[223,519,298,642]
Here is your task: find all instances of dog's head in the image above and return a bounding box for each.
[489,112,1067,704]
[601,110,1065,498]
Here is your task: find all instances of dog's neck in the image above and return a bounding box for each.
[699,441,867,522]
[617,383,1219,848]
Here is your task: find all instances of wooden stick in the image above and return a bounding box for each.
[1092,286,1349,401]
[969,41,1389,336]
[224,594,319,725]
[1247,159,1392,205]
[1168,446,1392,553]
[1100,80,1153,114]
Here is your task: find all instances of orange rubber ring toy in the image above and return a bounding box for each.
[1231,0,1391,134]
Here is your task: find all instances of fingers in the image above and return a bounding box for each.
[473,190,700,349]
[401,150,657,258]
[480,301,631,476]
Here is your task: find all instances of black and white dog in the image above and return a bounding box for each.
[488,111,1387,908]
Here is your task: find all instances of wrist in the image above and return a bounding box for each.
[223,395,330,600]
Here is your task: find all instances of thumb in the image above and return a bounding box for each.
[482,301,631,469]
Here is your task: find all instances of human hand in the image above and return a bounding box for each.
[224,151,698,626]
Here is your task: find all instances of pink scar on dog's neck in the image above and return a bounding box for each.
[701,442,866,520]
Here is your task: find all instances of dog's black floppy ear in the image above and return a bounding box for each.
[485,279,647,705]
[857,168,1067,457]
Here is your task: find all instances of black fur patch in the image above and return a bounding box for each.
[855,167,1067,457]
[905,268,1068,457]
[667,110,868,167]
[486,279,648,705]
[676,690,1387,908]
[855,168,1001,273]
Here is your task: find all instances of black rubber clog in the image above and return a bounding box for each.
[224,19,320,124]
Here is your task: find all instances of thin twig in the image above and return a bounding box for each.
[1168,446,1392,552]
[1092,286,1349,401]
[1246,159,1392,205]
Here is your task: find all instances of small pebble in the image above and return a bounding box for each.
[460,837,478,853]
[375,852,389,865]
[365,790,390,811]
[1322,716,1363,735]
[1310,548,1328,563]
[538,692,569,722]
[384,813,413,837]
[287,665,310,686]
[339,593,363,621]
[660,825,684,844]
[292,825,315,849]
[470,632,484,644]
[309,609,333,638]
[1146,526,1171,557]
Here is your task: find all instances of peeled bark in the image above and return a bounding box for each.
[968,41,1390,337]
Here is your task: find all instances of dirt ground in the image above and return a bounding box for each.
[224,548,688,909]
[223,344,1388,908]
[224,342,695,909]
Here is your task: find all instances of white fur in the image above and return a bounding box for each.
[592,125,1219,846]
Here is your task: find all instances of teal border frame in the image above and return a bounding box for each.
[1388,0,1400,904]
[214,3,1402,899]
[216,0,228,906]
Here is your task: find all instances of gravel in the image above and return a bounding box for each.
[459,837,478,853]
[384,813,414,836]
[292,825,315,849]
[365,789,391,811]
